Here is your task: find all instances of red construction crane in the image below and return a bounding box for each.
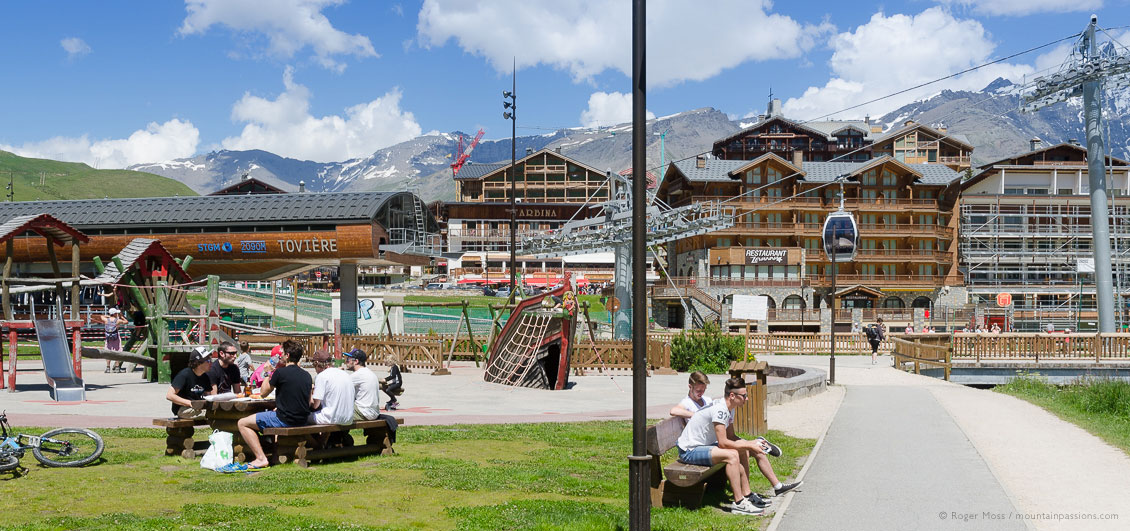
[450,128,485,176]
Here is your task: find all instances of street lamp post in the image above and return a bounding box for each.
[503,63,517,291]
[822,182,858,386]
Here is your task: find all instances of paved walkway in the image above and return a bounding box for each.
[765,355,1130,531]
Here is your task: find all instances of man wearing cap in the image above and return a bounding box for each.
[308,349,355,426]
[236,340,312,471]
[344,348,381,421]
[166,348,215,418]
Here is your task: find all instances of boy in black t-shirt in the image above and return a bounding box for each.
[234,340,312,471]
[166,349,215,417]
[207,341,245,394]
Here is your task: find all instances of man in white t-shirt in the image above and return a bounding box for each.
[676,377,802,515]
[307,349,356,425]
[670,371,712,419]
[343,348,381,420]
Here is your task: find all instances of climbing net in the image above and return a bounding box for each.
[484,309,555,388]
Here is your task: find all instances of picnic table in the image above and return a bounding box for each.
[185,397,403,467]
[188,398,276,462]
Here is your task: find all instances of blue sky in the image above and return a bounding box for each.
[0,0,1127,168]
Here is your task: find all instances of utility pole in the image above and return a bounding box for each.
[503,60,518,292]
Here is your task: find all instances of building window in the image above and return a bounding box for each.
[882,297,905,308]
[1058,188,1074,195]
[782,295,805,309]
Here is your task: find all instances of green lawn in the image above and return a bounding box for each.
[0,422,813,530]
[996,374,1130,455]
[186,293,320,332]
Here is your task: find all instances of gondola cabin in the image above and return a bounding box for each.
[822,210,859,262]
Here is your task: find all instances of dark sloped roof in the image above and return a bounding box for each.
[671,158,747,182]
[454,162,507,180]
[671,157,962,185]
[209,177,287,195]
[0,191,410,229]
[0,213,89,245]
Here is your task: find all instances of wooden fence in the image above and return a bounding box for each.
[572,339,673,376]
[951,333,1130,362]
[239,334,332,361]
[342,334,449,375]
[743,332,893,355]
[891,336,952,380]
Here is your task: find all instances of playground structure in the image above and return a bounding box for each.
[0,214,90,397]
[483,274,578,390]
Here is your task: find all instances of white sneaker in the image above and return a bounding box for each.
[731,498,764,515]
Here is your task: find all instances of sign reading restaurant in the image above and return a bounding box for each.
[745,248,788,265]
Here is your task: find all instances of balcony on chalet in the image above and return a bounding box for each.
[804,248,953,262]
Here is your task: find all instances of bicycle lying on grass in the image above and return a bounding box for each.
[1,411,104,473]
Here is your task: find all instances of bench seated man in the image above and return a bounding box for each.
[344,348,381,421]
[675,377,801,516]
[231,339,312,472]
[165,348,215,418]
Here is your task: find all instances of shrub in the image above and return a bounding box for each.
[670,322,746,374]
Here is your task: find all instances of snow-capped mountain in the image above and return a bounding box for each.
[874,78,1130,166]
[128,108,738,201]
[129,83,1130,201]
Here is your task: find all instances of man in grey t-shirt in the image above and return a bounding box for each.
[675,377,802,515]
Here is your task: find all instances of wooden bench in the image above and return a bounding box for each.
[645,416,726,508]
[261,417,405,468]
[153,417,209,459]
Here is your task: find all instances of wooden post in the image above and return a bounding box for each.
[70,241,80,319]
[292,277,298,328]
[72,326,82,378]
[205,275,219,347]
[0,327,6,389]
[7,329,16,391]
[3,240,13,321]
[461,300,480,366]
[155,281,171,383]
[271,281,277,329]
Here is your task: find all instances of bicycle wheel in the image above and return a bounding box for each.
[32,428,104,467]
[0,453,18,472]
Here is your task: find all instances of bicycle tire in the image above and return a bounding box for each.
[0,453,18,472]
[32,428,104,467]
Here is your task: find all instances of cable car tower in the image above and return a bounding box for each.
[1017,15,1130,333]
[518,170,734,338]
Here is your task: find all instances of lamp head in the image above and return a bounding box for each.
[503,112,512,120]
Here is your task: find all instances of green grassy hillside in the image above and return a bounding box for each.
[0,150,197,200]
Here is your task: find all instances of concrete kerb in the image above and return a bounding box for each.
[767,365,827,405]
[766,383,846,530]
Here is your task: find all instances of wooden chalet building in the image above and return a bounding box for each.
[438,147,613,287]
[655,152,966,329]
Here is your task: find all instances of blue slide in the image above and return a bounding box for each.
[35,319,85,402]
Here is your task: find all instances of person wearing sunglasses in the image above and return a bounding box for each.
[675,377,802,515]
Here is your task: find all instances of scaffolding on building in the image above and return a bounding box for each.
[960,196,1130,331]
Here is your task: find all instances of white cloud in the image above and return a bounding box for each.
[179,0,377,72]
[782,8,1034,121]
[221,68,422,162]
[579,92,654,128]
[417,0,831,87]
[60,37,91,59]
[0,119,200,169]
[935,0,1102,16]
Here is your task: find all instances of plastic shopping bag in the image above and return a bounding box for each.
[200,430,234,470]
